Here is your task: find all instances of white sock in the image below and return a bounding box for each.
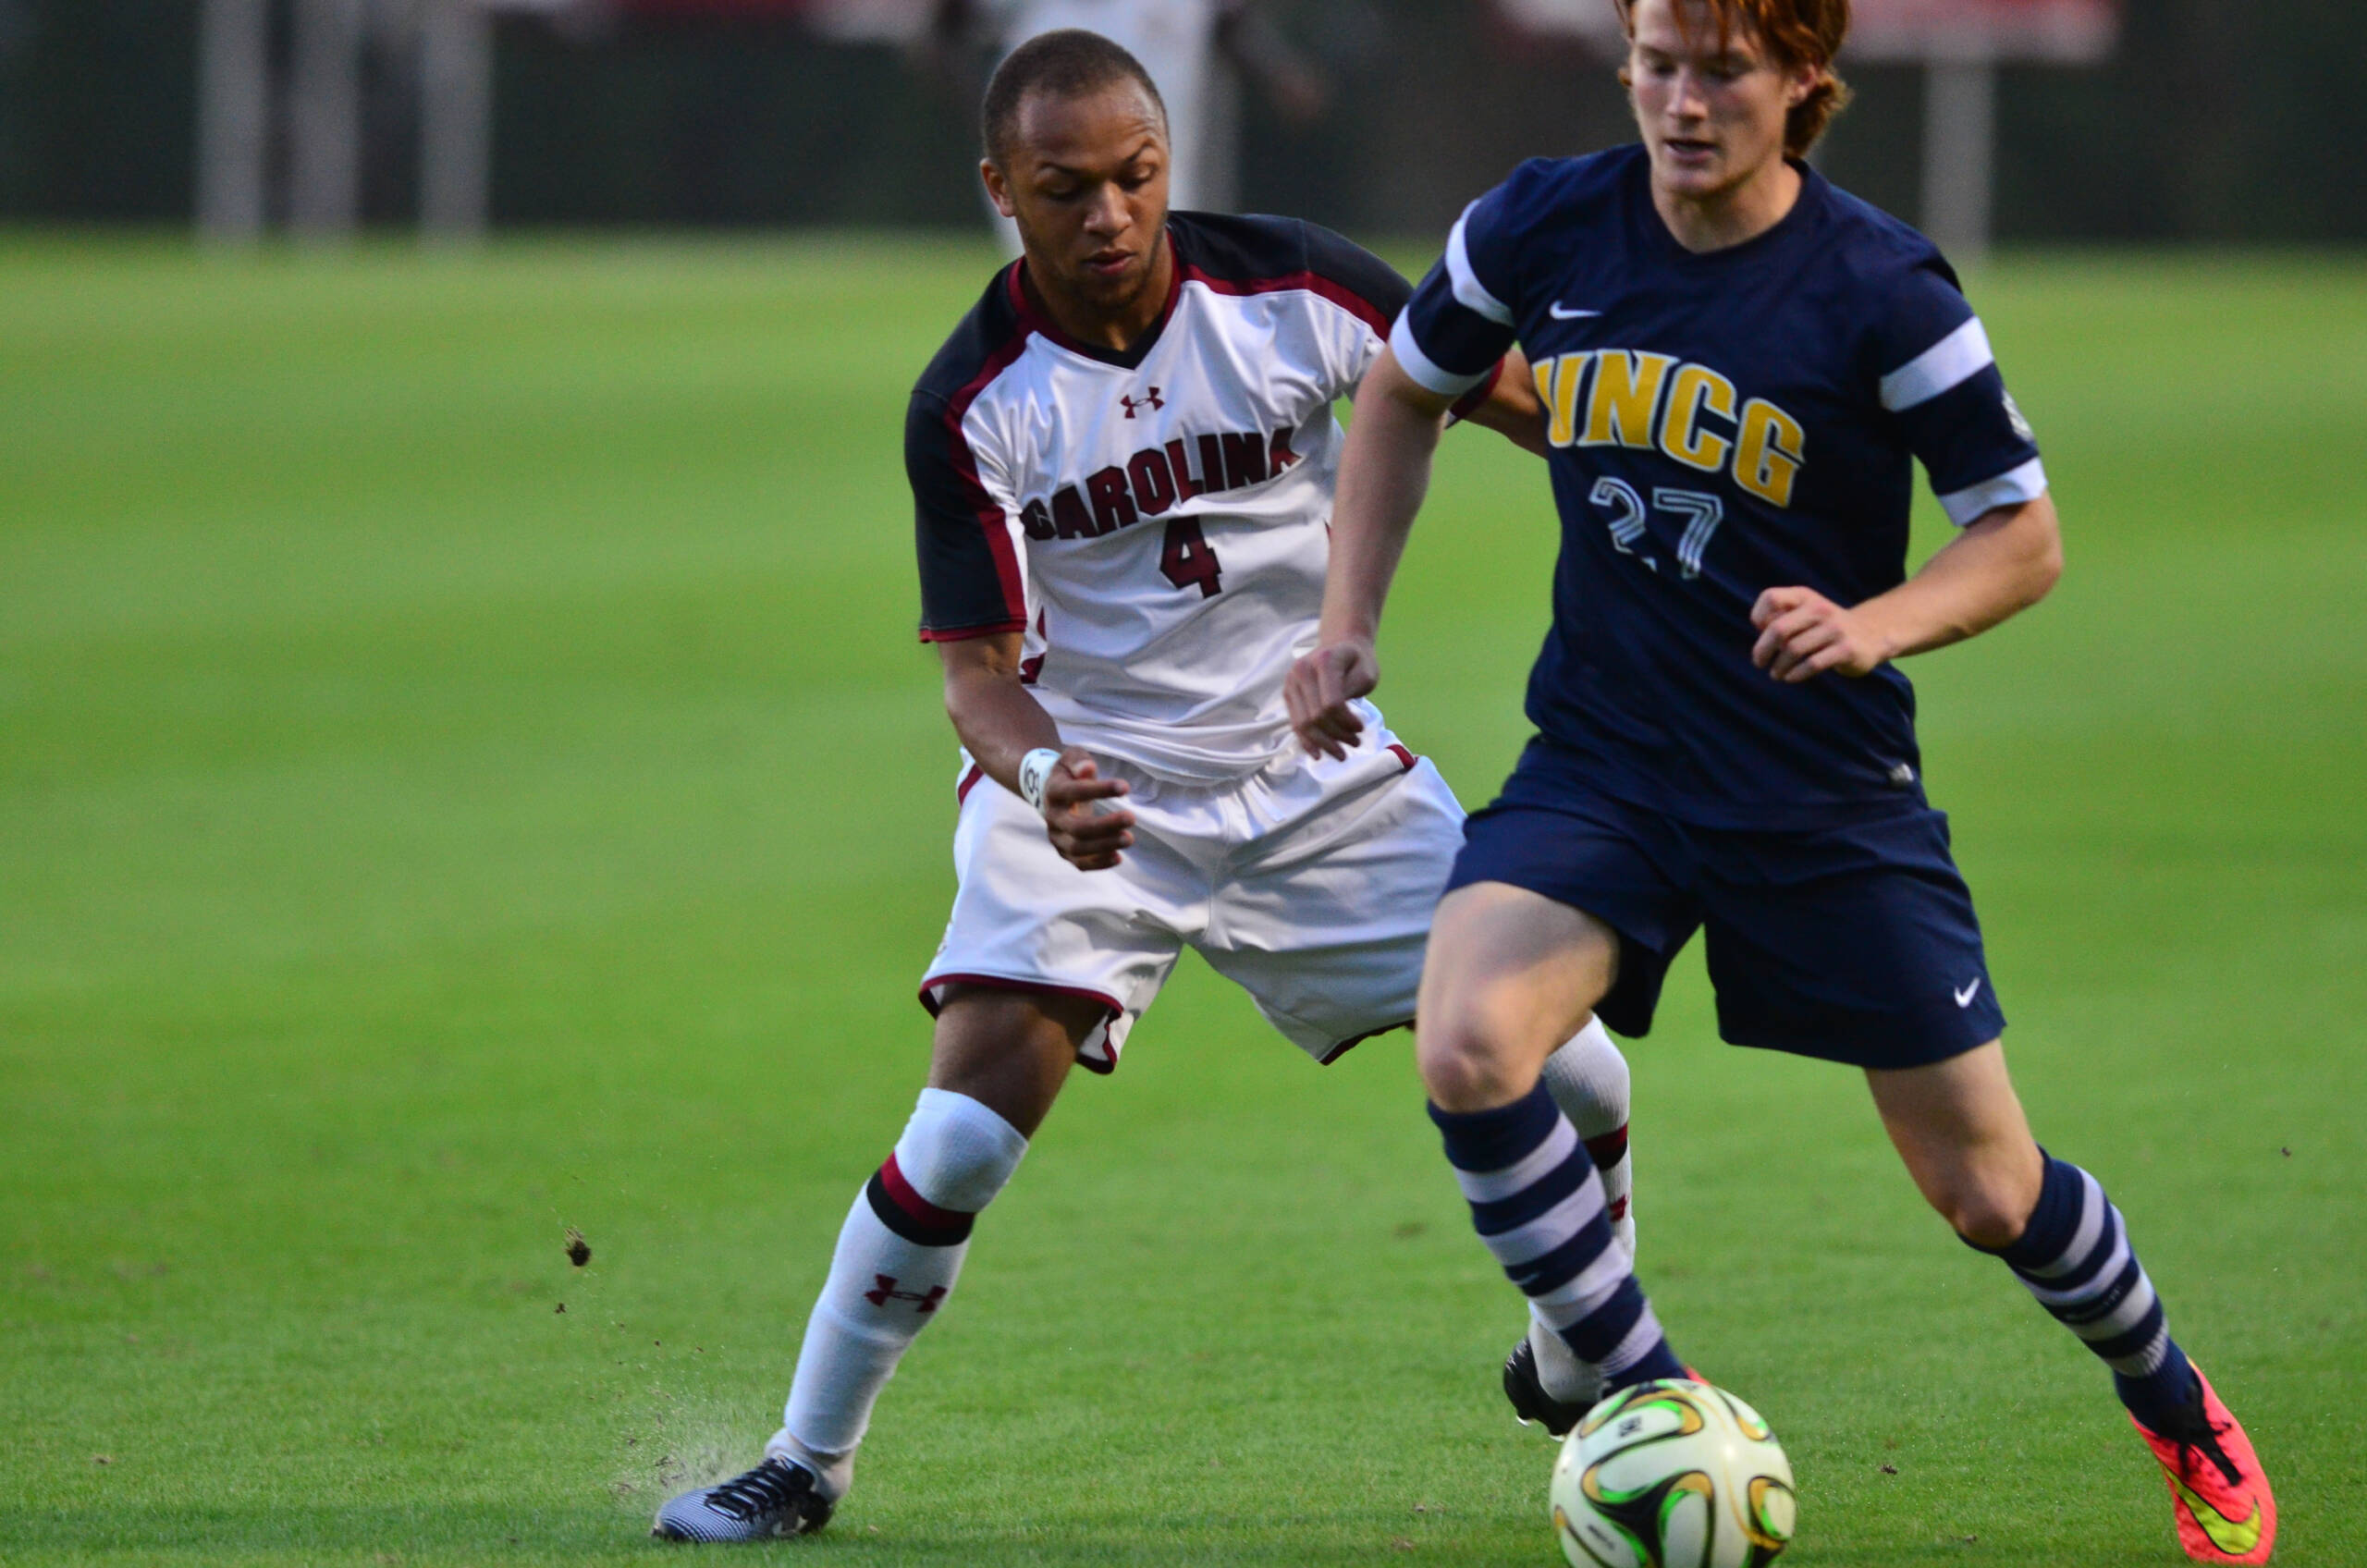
[767,1089,1028,1498]
[1533,1019,1635,1405]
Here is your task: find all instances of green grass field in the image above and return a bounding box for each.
[3,235,2362,1567]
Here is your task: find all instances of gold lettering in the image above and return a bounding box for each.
[1735,398,1806,508]
[1534,351,1589,448]
[1658,364,1737,473]
[1580,351,1676,448]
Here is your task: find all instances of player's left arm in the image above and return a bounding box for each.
[1750,494,2063,682]
[1757,266,2058,683]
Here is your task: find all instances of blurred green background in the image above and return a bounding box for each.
[2,239,2361,1564]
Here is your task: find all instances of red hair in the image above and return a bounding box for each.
[1615,0,1853,156]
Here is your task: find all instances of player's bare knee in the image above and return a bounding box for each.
[1932,1176,2031,1251]
[1416,1013,1534,1112]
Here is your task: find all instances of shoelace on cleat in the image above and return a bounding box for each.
[705,1460,806,1521]
[2179,1427,2245,1493]
[2152,1382,2244,1492]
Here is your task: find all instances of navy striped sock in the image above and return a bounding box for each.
[1431,1082,1685,1390]
[1980,1153,2196,1429]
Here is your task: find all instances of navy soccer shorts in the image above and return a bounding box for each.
[1446,746,2007,1069]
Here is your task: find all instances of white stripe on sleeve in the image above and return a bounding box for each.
[1880,316,1994,411]
[1389,311,1490,398]
[1937,455,2049,526]
[1444,207,1514,325]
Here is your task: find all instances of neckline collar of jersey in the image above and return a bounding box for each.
[1631,153,1826,267]
[1005,228,1184,371]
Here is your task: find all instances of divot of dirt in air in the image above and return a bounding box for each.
[566,1228,592,1267]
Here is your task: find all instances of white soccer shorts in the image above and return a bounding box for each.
[920,732,1465,1072]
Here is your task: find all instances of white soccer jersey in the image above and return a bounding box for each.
[908,213,1497,782]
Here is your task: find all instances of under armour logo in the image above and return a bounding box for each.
[1120,387,1164,418]
[864,1274,946,1312]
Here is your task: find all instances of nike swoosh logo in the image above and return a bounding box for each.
[1548,302,1602,319]
[2170,1475,2263,1557]
[1954,978,1982,1008]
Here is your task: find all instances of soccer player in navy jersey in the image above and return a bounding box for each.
[1288,0,2275,1560]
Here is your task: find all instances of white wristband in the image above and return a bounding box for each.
[1016,748,1062,815]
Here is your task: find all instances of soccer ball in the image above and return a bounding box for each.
[1549,1378,1796,1568]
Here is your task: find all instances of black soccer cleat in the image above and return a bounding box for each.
[651,1455,835,1542]
[1503,1334,1598,1439]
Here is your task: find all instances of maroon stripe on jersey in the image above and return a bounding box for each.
[1178,263,1392,339]
[933,318,1035,633]
[1388,742,1417,771]
[878,1150,974,1229]
[956,764,986,802]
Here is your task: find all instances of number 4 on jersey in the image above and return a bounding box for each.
[1159,518,1224,598]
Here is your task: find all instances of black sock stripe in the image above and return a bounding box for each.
[1430,1085,1560,1172]
[1993,1153,2083,1268]
[1558,1279,1647,1365]
[2010,1214,2118,1292]
[1582,1125,1629,1169]
[1470,1149,1594,1235]
[2087,1301,2167,1365]
[865,1170,973,1246]
[1507,1210,1618,1296]
[2043,1210,2127,1292]
[2054,1256,2145,1327]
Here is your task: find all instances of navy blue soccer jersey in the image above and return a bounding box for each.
[1395,145,2047,827]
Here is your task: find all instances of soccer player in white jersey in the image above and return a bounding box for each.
[651,30,1637,1542]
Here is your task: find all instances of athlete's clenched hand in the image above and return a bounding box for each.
[1042,748,1136,872]
[1285,638,1379,759]
[1749,586,1892,682]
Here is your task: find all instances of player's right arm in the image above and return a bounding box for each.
[1289,183,1529,757]
[911,385,1136,871]
[1285,348,1455,759]
[936,635,1135,871]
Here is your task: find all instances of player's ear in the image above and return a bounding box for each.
[1784,61,1818,109]
[981,159,1019,220]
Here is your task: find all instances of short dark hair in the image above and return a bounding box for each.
[981,29,1168,167]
